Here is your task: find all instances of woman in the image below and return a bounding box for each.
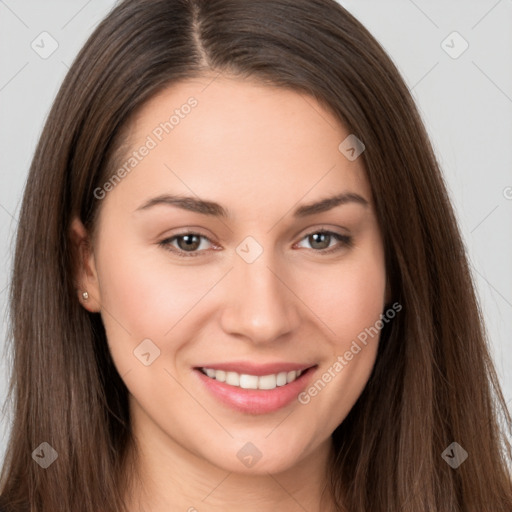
[0,0,511,511]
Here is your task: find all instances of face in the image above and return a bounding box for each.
[73,75,388,475]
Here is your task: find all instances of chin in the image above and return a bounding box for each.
[201,437,315,476]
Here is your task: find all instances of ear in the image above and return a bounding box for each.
[69,217,102,313]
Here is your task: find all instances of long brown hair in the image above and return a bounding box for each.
[1,0,511,510]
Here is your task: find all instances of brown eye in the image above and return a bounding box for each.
[159,232,213,257]
[297,230,353,254]
[308,232,332,250]
[175,234,202,251]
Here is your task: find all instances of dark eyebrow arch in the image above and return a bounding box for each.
[134,192,369,218]
[293,192,369,217]
[135,194,228,217]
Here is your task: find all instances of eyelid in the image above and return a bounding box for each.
[158,226,353,257]
[295,227,353,253]
[158,229,218,258]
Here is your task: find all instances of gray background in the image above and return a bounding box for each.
[0,0,511,463]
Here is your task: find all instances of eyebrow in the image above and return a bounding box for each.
[134,191,369,218]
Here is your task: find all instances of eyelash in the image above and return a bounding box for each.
[158,229,353,258]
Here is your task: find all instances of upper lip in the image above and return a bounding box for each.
[195,361,317,376]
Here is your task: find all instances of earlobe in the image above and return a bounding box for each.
[69,217,102,313]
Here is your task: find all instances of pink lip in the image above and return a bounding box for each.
[194,365,317,415]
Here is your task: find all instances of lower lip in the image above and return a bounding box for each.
[194,367,317,415]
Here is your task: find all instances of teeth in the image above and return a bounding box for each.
[258,374,276,390]
[225,371,240,386]
[201,367,305,390]
[276,372,287,386]
[239,374,259,389]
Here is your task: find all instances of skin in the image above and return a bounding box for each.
[72,74,389,512]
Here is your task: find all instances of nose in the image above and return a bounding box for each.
[219,252,301,345]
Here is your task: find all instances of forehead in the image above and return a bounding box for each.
[107,75,372,218]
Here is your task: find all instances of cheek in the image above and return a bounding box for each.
[296,243,386,427]
[96,237,218,334]
[302,243,386,348]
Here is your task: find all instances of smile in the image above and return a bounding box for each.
[199,367,303,390]
[194,364,317,414]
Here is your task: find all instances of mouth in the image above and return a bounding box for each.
[197,367,307,390]
[193,363,317,414]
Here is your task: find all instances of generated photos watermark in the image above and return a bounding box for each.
[94,97,198,200]
[297,301,402,405]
